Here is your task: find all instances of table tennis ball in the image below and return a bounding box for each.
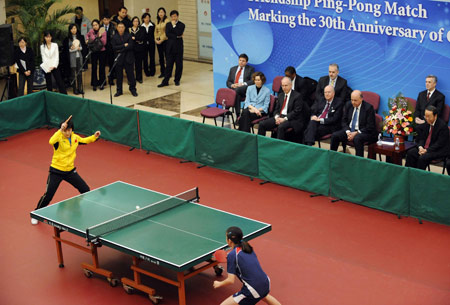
[136,205,140,209]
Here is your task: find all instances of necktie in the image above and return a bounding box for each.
[424,125,433,149]
[280,95,288,116]
[319,102,330,119]
[350,108,358,132]
[234,67,242,84]
[427,91,430,101]
[331,79,335,87]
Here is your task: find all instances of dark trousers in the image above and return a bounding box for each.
[105,46,115,82]
[44,68,67,94]
[134,50,144,82]
[405,147,446,170]
[232,85,248,117]
[162,48,183,84]
[258,117,295,140]
[156,41,166,75]
[35,167,90,210]
[330,130,376,157]
[304,120,336,145]
[116,62,136,93]
[91,51,106,87]
[18,73,34,96]
[239,108,266,132]
[143,42,156,76]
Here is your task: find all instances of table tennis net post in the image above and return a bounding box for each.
[86,187,199,244]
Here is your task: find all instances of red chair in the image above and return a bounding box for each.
[405,97,416,113]
[318,134,331,148]
[343,113,383,155]
[361,91,380,113]
[201,88,236,128]
[250,95,277,134]
[440,104,450,124]
[272,76,283,95]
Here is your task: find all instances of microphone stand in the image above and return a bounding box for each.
[103,52,121,105]
[71,49,92,99]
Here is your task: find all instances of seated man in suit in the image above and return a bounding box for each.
[258,77,309,140]
[330,90,377,157]
[414,75,445,125]
[279,66,306,96]
[406,105,449,170]
[304,85,343,146]
[315,63,348,102]
[226,53,255,117]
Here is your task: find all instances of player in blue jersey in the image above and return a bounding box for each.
[213,226,282,305]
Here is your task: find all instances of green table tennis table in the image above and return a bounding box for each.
[30,181,271,305]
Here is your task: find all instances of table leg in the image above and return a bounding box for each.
[368,146,376,160]
[392,153,402,165]
[81,244,118,286]
[53,228,64,268]
[177,272,186,305]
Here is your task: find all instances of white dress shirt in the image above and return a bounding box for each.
[347,104,361,133]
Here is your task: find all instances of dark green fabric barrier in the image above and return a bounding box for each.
[0,91,46,138]
[257,137,330,196]
[193,123,258,177]
[88,99,140,148]
[409,168,450,225]
[330,151,409,215]
[139,111,195,160]
[44,91,91,135]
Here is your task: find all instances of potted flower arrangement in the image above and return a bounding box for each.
[383,93,415,143]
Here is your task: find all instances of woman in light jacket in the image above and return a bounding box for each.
[40,31,67,94]
[154,7,169,78]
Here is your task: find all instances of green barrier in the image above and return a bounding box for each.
[330,151,409,215]
[139,111,195,160]
[409,168,450,225]
[193,123,258,177]
[88,99,140,148]
[0,91,46,138]
[257,136,330,196]
[44,91,91,135]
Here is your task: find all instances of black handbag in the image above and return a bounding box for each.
[88,37,103,52]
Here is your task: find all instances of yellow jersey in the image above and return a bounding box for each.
[49,130,97,172]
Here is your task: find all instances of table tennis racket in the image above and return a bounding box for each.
[213,249,227,263]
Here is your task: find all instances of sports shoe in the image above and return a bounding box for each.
[31,218,38,225]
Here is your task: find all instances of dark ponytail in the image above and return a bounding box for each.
[226,226,253,254]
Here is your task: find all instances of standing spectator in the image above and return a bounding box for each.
[130,16,145,84]
[111,22,137,97]
[154,7,168,78]
[14,37,35,96]
[86,19,107,91]
[62,24,86,95]
[41,31,67,94]
[141,12,156,77]
[112,6,132,30]
[157,10,185,87]
[102,14,116,86]
[71,7,91,40]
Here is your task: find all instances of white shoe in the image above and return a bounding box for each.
[31,218,38,225]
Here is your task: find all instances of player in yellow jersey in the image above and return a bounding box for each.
[32,116,101,225]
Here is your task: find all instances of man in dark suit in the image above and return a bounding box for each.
[112,6,132,30]
[278,66,309,101]
[304,85,343,146]
[102,15,116,86]
[226,53,255,117]
[315,63,348,102]
[414,75,445,125]
[330,90,377,157]
[406,105,449,170]
[111,22,137,97]
[158,10,185,87]
[258,77,309,140]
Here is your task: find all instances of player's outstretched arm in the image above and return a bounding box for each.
[213,273,236,289]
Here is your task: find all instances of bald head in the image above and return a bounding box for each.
[351,90,363,108]
[281,76,292,94]
[324,85,335,101]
